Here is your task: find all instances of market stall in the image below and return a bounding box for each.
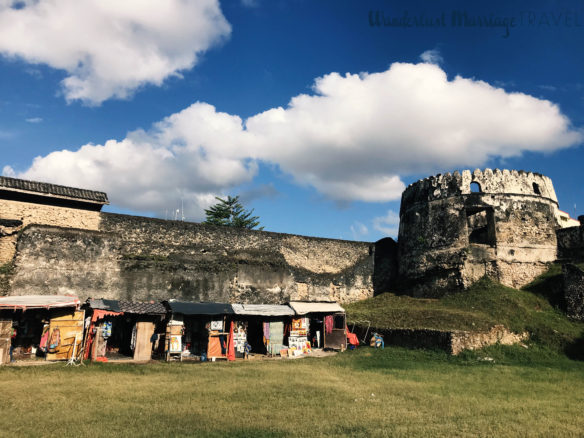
[164,301,234,361]
[231,304,295,357]
[288,301,347,351]
[0,295,82,364]
[84,299,166,362]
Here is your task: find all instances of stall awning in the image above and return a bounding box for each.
[232,304,295,316]
[0,295,80,310]
[86,299,166,315]
[87,299,121,312]
[288,301,345,315]
[166,301,234,315]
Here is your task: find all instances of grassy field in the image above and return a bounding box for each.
[2,272,583,437]
[345,275,584,357]
[1,346,583,437]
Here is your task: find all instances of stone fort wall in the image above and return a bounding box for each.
[6,213,374,304]
[398,169,560,296]
[0,198,101,264]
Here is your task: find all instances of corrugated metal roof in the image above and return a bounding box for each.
[87,299,121,312]
[119,301,166,315]
[0,176,109,205]
[288,301,345,315]
[87,299,166,315]
[166,301,234,315]
[0,295,80,310]
[231,304,294,316]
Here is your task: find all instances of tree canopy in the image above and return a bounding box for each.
[204,195,263,230]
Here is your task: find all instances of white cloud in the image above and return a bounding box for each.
[419,49,443,65]
[25,117,42,123]
[245,62,581,200]
[0,0,231,105]
[13,62,583,219]
[350,221,369,240]
[2,165,15,177]
[373,210,400,237]
[20,103,257,219]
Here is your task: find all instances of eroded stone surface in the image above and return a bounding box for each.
[8,213,374,304]
[563,264,584,320]
[398,169,561,296]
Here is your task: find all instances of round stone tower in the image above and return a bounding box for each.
[398,169,561,296]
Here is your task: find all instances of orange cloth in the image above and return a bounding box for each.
[207,336,222,358]
[346,325,359,346]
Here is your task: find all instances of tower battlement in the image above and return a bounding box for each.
[401,169,558,210]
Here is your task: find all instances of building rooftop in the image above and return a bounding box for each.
[0,176,109,206]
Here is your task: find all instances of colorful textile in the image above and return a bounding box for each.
[263,322,270,339]
[227,321,235,361]
[346,326,359,346]
[39,325,49,352]
[324,315,333,334]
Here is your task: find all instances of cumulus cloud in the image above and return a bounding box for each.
[245,62,581,200]
[12,62,583,219]
[0,0,230,105]
[373,210,400,237]
[21,103,257,219]
[419,49,443,65]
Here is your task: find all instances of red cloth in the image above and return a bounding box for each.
[227,321,235,361]
[324,315,333,334]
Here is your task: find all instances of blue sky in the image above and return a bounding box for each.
[0,0,583,241]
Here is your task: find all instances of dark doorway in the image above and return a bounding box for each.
[466,208,496,246]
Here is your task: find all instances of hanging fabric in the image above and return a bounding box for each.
[130,324,137,351]
[324,315,333,334]
[227,321,235,361]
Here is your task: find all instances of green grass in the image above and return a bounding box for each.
[346,276,584,356]
[0,347,583,437]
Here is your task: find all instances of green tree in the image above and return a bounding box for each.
[204,195,263,230]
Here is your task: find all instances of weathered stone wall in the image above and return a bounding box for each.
[563,264,584,320]
[398,169,559,296]
[350,324,528,355]
[557,225,584,262]
[7,213,374,303]
[0,199,101,263]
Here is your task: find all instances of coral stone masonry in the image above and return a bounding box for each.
[1,170,583,302]
[398,169,578,296]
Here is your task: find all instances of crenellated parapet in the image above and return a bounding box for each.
[401,169,558,211]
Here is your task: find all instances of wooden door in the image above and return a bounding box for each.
[0,319,11,364]
[133,322,155,361]
[46,310,85,361]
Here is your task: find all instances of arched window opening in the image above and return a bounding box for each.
[470,182,481,193]
[532,182,541,195]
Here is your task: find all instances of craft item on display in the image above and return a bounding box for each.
[39,325,49,353]
[48,328,61,353]
[210,320,223,331]
[103,321,113,338]
[292,318,306,330]
[169,335,182,353]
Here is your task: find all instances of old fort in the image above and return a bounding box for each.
[1,169,583,313]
